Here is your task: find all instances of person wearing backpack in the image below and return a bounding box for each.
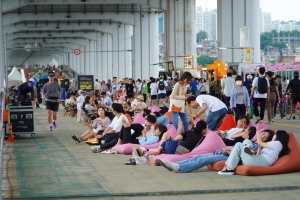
[166,77,174,104]
[157,77,168,107]
[250,67,270,123]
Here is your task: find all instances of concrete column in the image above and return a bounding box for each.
[149,13,159,79]
[0,1,4,89]
[133,12,142,79]
[125,24,133,78]
[89,40,96,76]
[96,32,102,80]
[165,0,197,71]
[118,23,125,78]
[101,34,108,80]
[217,0,260,64]
[112,24,119,80]
[107,34,113,80]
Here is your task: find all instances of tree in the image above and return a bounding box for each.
[196,31,208,42]
[271,29,278,37]
[197,55,217,67]
[260,33,273,50]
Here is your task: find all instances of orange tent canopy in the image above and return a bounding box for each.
[206,60,228,81]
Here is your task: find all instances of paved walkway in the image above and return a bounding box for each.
[2,109,300,199]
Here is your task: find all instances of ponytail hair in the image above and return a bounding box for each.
[192,120,207,134]
[275,130,290,157]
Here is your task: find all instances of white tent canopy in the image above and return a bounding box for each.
[5,67,23,87]
[49,58,58,67]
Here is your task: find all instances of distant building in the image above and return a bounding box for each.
[264,12,272,32]
[203,8,217,41]
[196,6,203,33]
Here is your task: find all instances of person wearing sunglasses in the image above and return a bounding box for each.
[42,72,61,131]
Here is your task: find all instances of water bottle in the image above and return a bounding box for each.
[149,155,154,166]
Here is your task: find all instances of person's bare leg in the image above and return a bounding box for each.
[79,130,92,140]
[81,131,96,141]
[121,117,131,128]
[53,111,57,121]
[47,110,52,124]
[178,119,183,135]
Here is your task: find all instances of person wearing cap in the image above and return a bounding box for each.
[274,74,282,118]
[76,90,85,122]
[42,72,61,131]
[134,95,147,112]
[243,75,253,97]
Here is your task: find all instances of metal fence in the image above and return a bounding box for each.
[0,90,5,200]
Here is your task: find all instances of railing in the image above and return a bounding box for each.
[0,90,5,200]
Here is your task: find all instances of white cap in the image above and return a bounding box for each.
[106,91,111,96]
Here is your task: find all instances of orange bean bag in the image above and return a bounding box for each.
[207,132,300,176]
[217,114,236,131]
[164,112,172,123]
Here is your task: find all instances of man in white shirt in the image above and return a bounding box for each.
[91,103,128,153]
[150,80,158,106]
[187,95,227,131]
[157,78,168,107]
[94,79,100,97]
[250,67,270,123]
[222,73,235,108]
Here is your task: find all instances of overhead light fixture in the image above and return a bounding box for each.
[218,47,227,50]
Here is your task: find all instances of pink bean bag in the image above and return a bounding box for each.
[154,131,226,162]
[132,113,145,124]
[151,105,160,112]
[245,120,255,129]
[112,124,178,154]
[208,132,300,176]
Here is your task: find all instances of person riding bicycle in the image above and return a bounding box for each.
[286,71,300,119]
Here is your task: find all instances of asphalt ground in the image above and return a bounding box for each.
[2,108,300,200]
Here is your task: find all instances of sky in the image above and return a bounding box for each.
[196,0,300,21]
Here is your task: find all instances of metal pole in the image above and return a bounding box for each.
[4,33,8,94]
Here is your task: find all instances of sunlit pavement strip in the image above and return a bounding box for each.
[272,122,300,128]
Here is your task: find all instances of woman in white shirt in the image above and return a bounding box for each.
[76,90,85,122]
[218,130,290,175]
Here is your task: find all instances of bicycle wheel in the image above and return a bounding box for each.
[285,99,293,120]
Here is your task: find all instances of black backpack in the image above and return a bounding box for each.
[158,81,165,90]
[257,76,268,94]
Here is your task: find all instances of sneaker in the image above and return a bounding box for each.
[71,135,79,142]
[157,159,172,171]
[271,119,274,122]
[104,149,117,154]
[218,168,234,175]
[52,121,57,129]
[76,140,81,144]
[165,160,180,173]
[243,146,254,155]
[293,115,296,120]
[49,125,53,131]
[91,146,102,153]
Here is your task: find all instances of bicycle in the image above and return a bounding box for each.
[279,93,293,120]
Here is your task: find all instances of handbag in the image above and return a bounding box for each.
[170,84,185,113]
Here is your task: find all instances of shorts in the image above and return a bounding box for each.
[160,137,184,154]
[158,93,166,99]
[46,101,59,112]
[292,94,300,104]
[166,91,172,96]
[151,95,157,100]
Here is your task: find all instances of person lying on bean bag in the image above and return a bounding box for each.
[157,129,274,173]
[115,115,167,146]
[149,121,207,156]
[218,130,290,175]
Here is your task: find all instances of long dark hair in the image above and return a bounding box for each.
[262,129,275,142]
[191,120,207,134]
[275,130,290,157]
[157,125,167,140]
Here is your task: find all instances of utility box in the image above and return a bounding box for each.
[8,105,35,137]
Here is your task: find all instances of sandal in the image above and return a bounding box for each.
[125,157,136,165]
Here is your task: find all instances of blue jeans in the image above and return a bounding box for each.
[171,110,188,132]
[206,108,227,131]
[176,153,228,173]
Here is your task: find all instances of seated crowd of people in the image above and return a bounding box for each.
[64,73,292,176]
